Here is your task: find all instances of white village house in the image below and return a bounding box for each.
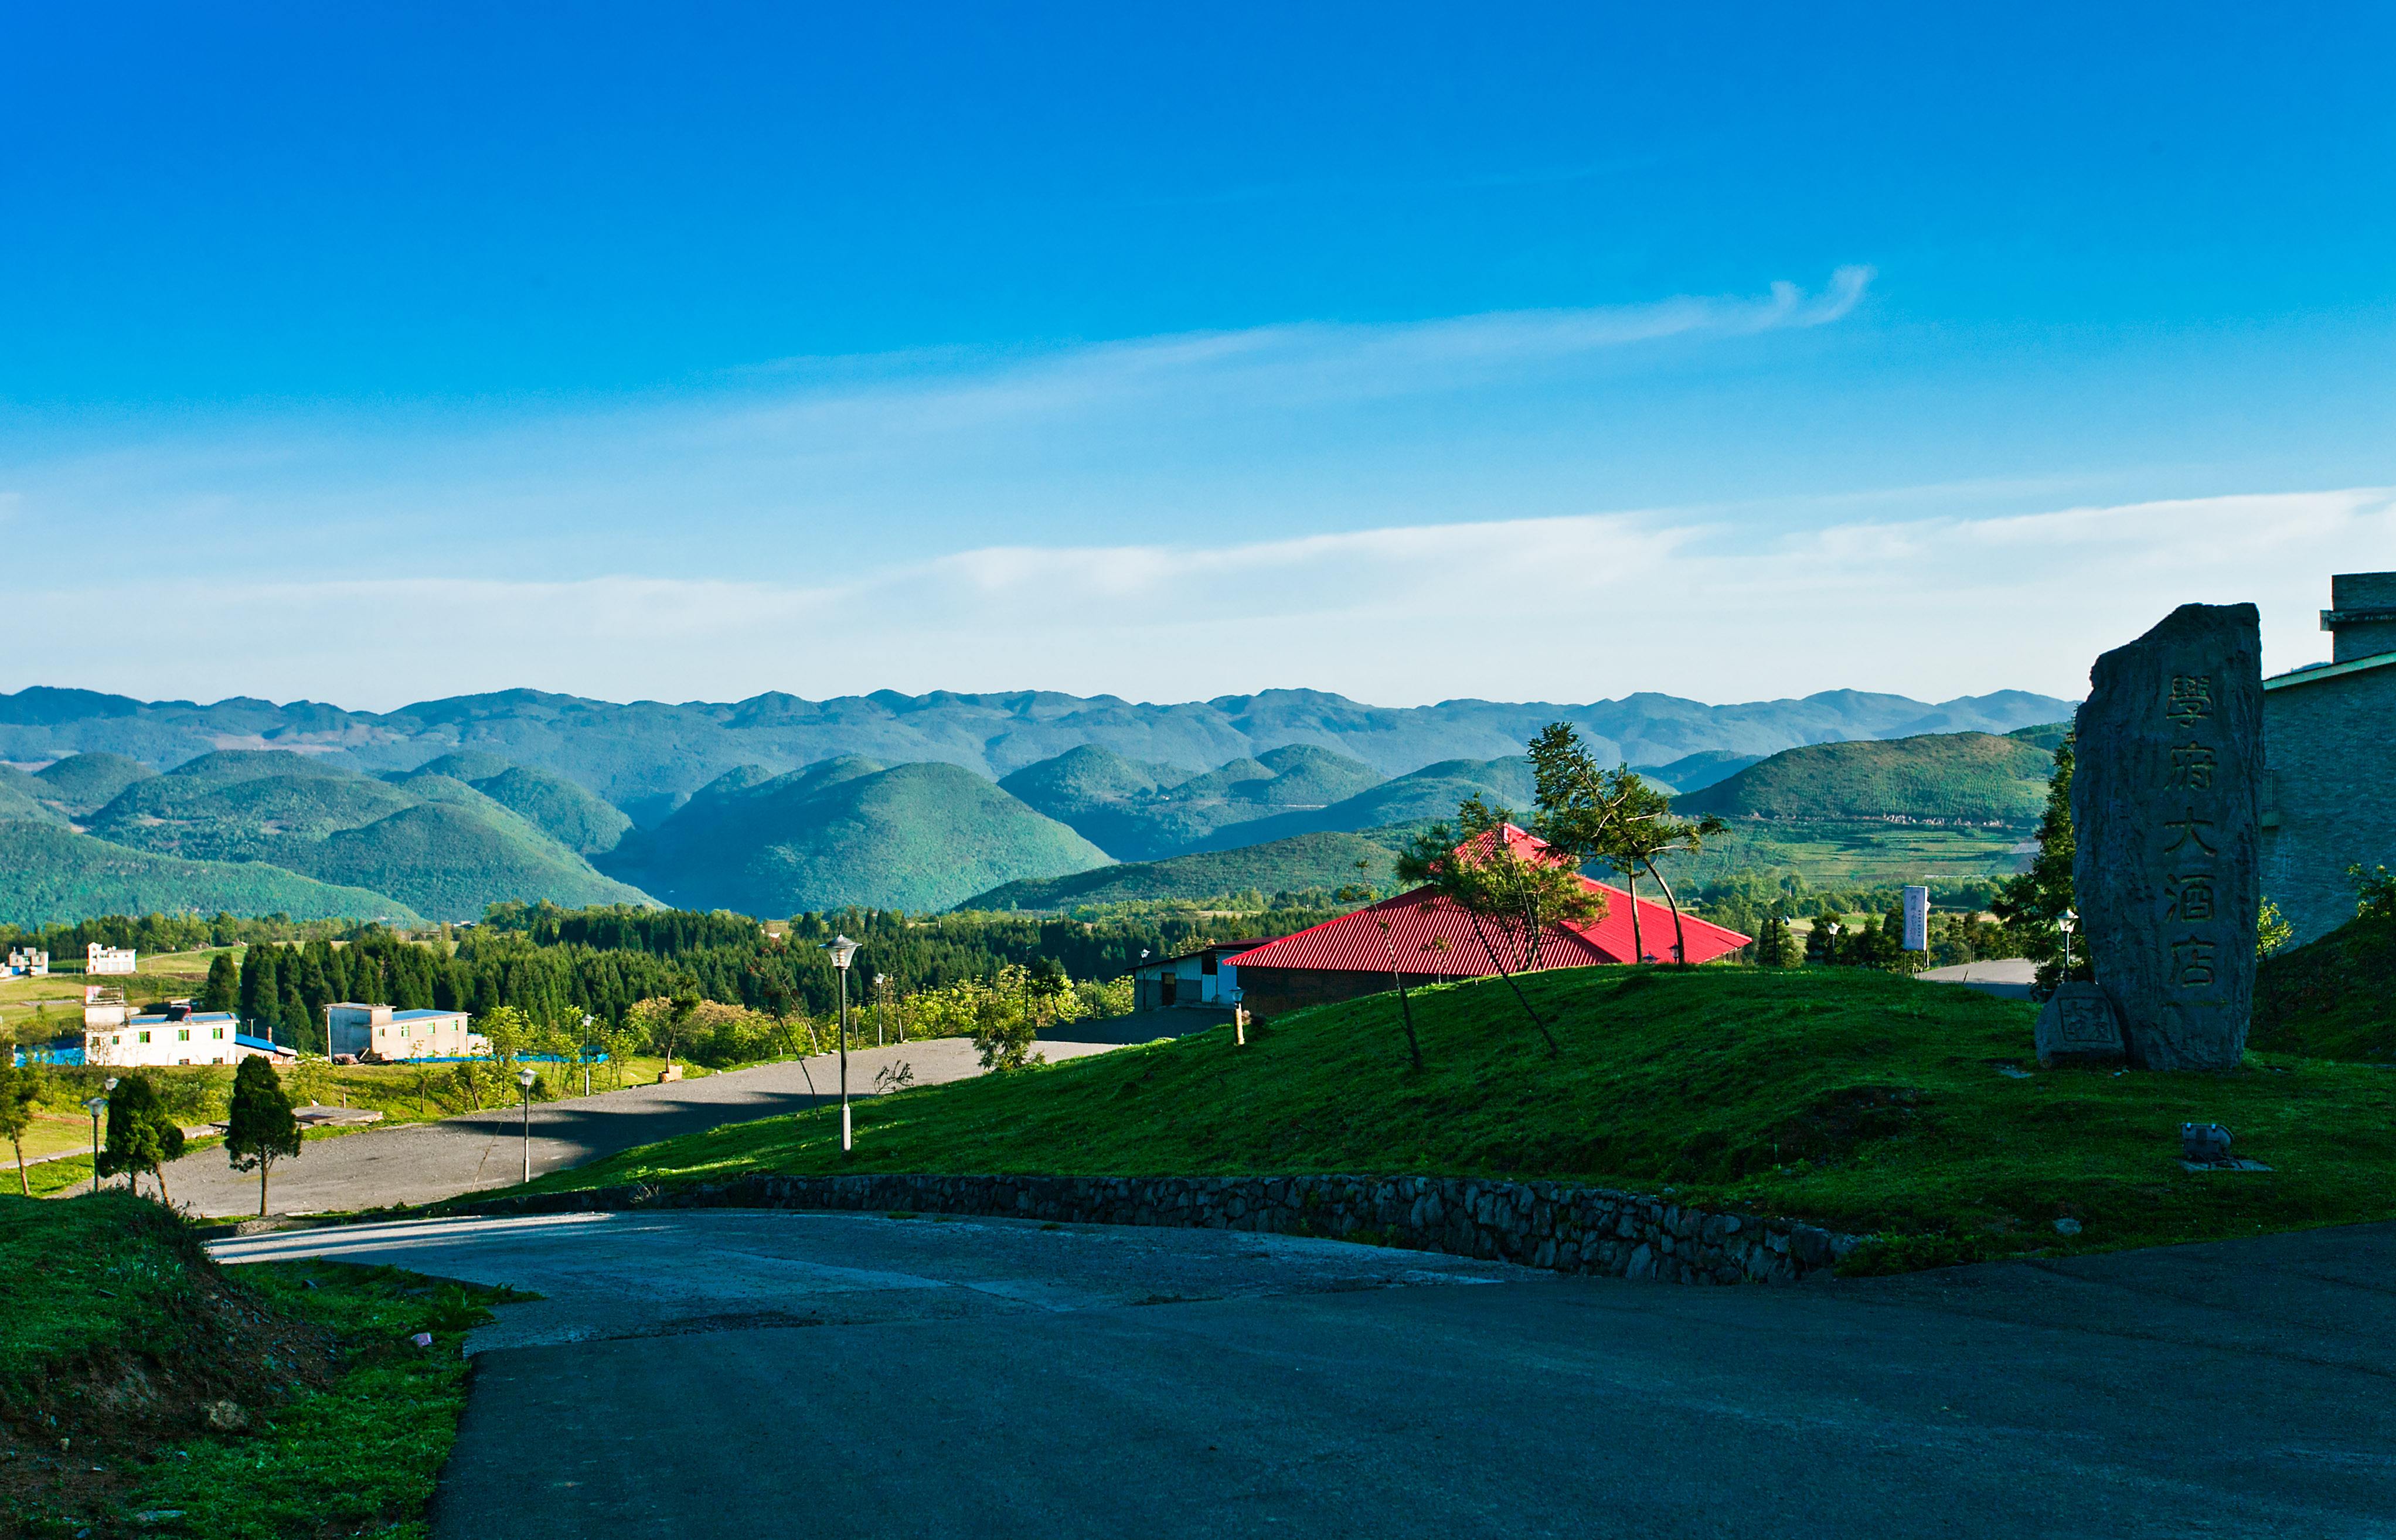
[325,1001,484,1061]
[86,942,137,975]
[83,1003,294,1068]
[4,947,47,978]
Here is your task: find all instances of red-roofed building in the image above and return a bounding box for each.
[1225,826,1750,1020]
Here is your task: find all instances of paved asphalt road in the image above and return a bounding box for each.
[215,1211,2396,1538]
[166,1034,1127,1218]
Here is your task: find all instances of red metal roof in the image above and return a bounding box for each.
[1226,825,1750,973]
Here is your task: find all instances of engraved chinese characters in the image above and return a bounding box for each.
[2071,604,2262,1070]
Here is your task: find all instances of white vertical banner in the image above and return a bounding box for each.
[1902,885,1931,952]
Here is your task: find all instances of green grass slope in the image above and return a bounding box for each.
[963,830,1402,911]
[2252,916,2396,1061]
[1675,731,2054,823]
[528,967,2396,1266]
[32,750,157,817]
[0,820,420,926]
[608,758,1109,915]
[1,1193,513,1537]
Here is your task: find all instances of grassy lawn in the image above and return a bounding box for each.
[1,1190,518,1538]
[519,967,2396,1268]
[1672,817,2030,889]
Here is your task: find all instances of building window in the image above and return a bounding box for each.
[212,1027,224,1040]
[138,1031,151,1044]
[178,1028,191,1041]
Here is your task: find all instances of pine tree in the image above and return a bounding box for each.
[199,952,240,1013]
[1991,733,2083,996]
[239,946,278,1034]
[225,1055,302,1217]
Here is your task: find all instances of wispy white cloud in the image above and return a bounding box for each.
[2,267,1881,574]
[12,488,2386,711]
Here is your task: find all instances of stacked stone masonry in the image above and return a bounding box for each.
[464,1172,1862,1286]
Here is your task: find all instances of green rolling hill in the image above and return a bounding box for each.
[998,743,1388,861]
[603,757,1109,915]
[31,751,157,817]
[1183,755,1539,851]
[411,752,632,854]
[77,749,654,921]
[0,766,66,826]
[962,830,1403,911]
[1632,749,1764,795]
[0,821,422,927]
[1671,732,2055,824]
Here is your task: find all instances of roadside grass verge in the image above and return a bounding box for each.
[1,1191,519,1538]
[515,967,2396,1265]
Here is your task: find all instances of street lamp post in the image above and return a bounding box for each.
[82,1076,117,1195]
[516,1067,538,1183]
[580,1014,594,1098]
[2058,908,2078,977]
[828,935,860,1153]
[874,975,887,1048]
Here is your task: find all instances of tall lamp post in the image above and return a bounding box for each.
[580,1014,594,1098]
[874,975,887,1048]
[82,1076,117,1196]
[828,935,860,1153]
[2058,908,2078,978]
[516,1066,538,1184]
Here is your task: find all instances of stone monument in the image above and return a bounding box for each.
[2071,603,2262,1070]
[2034,981,2123,1067]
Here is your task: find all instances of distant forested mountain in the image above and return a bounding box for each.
[601,757,1109,914]
[964,830,1404,912]
[0,684,2075,825]
[65,749,651,921]
[1672,732,2057,824]
[0,822,424,928]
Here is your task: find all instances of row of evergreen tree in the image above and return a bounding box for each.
[196,903,1340,1048]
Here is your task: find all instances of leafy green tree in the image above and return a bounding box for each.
[198,952,240,1013]
[477,1004,536,1078]
[1397,794,1598,1055]
[1753,914,1801,967]
[1804,912,1842,965]
[1991,734,2085,996]
[224,1055,302,1217]
[2256,898,2293,958]
[99,1074,186,1204]
[1597,778,1725,967]
[0,1065,39,1196]
[2350,864,2396,923]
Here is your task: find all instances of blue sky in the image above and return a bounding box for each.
[4,3,2391,708]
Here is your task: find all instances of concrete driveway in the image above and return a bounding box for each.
[166,1035,1120,1218]
[214,1211,2396,1538]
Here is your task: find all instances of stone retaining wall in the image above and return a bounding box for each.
[461,1173,1863,1286]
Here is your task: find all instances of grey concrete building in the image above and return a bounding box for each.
[2261,571,2396,948]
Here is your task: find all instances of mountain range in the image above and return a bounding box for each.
[0,684,2075,926]
[0,684,2072,826]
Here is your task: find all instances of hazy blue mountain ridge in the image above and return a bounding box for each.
[0,684,2077,822]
